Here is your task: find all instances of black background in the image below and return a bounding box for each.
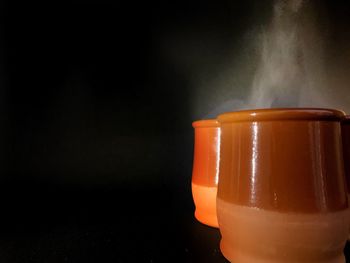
[1,1,350,262]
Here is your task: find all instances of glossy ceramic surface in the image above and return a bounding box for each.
[216,108,349,263]
[217,108,347,213]
[191,119,220,227]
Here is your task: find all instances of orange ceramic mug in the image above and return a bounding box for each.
[191,119,220,227]
[217,108,349,263]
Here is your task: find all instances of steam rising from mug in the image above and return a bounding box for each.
[203,0,350,118]
[248,0,326,108]
[249,0,305,108]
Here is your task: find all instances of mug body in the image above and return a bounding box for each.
[217,108,349,263]
[192,119,220,227]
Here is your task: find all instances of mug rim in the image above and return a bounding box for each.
[192,119,219,128]
[218,108,345,123]
[341,115,350,124]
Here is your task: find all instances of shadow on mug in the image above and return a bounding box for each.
[341,115,350,240]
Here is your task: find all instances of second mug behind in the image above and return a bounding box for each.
[192,119,220,227]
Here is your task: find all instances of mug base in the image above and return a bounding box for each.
[217,198,349,263]
[220,241,345,263]
[192,183,218,228]
[194,209,218,228]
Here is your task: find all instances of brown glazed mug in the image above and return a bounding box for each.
[217,108,349,263]
[191,119,220,227]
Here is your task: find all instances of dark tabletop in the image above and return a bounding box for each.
[0,181,227,263]
[0,181,348,263]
